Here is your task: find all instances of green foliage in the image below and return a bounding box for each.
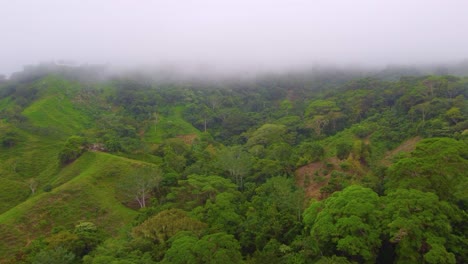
[31,247,75,264]
[0,152,139,259]
[304,185,382,262]
[192,192,242,234]
[163,232,242,264]
[305,99,340,117]
[119,166,162,208]
[0,123,20,147]
[58,135,86,165]
[82,238,156,264]
[43,184,53,192]
[315,255,353,264]
[131,209,207,246]
[145,106,201,143]
[240,177,304,252]
[170,174,237,210]
[424,240,457,264]
[0,178,30,213]
[21,78,91,137]
[246,123,289,147]
[251,158,284,182]
[216,145,253,188]
[37,221,104,259]
[385,137,468,202]
[0,72,466,263]
[336,141,352,160]
[381,189,457,263]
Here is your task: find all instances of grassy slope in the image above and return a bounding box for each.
[0,178,29,214]
[0,76,203,260]
[0,152,144,259]
[21,76,91,136]
[0,76,158,260]
[144,105,201,143]
[0,77,92,215]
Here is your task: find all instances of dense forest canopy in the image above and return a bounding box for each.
[0,65,466,263]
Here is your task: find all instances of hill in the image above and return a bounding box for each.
[0,71,466,263]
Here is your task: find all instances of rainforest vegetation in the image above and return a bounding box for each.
[0,65,466,264]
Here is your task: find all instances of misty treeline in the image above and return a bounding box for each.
[0,66,467,264]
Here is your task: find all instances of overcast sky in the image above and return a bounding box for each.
[1,0,468,76]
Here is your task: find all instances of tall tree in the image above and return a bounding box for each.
[162,232,242,264]
[120,166,162,208]
[304,185,382,263]
[216,146,253,189]
[381,189,457,264]
[132,209,207,246]
[240,177,304,252]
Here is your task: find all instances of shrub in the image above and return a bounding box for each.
[58,136,86,165]
[336,142,352,160]
[43,184,53,192]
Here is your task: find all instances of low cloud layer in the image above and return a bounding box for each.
[2,0,468,76]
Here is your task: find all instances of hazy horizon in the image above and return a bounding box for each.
[2,0,468,77]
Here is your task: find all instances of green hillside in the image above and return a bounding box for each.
[22,96,90,136]
[0,72,466,263]
[0,152,142,258]
[144,105,201,143]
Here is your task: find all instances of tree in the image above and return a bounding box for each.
[162,232,242,264]
[305,100,340,117]
[445,107,464,124]
[58,135,86,165]
[28,178,39,195]
[336,142,352,160]
[31,247,75,264]
[193,192,242,235]
[385,138,468,202]
[42,222,103,259]
[422,75,450,98]
[315,255,353,264]
[280,99,293,115]
[410,101,431,123]
[240,177,304,252]
[208,93,223,111]
[0,124,19,148]
[307,115,329,136]
[132,209,207,246]
[120,166,162,208]
[251,158,284,182]
[305,99,344,133]
[81,237,156,263]
[296,141,325,165]
[73,221,103,257]
[246,124,288,147]
[161,232,199,264]
[216,146,253,189]
[381,189,457,264]
[170,174,237,209]
[195,232,242,263]
[304,185,382,263]
[156,138,190,173]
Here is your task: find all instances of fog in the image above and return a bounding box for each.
[2,0,468,77]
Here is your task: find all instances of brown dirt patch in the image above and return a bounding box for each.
[295,158,341,200]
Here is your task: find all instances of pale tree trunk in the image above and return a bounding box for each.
[28,178,38,195]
